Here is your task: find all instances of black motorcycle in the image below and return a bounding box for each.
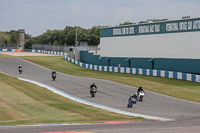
[127,96,137,108]
[52,71,56,81]
[18,65,22,74]
[90,86,97,97]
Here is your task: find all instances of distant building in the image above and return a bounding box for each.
[81,17,200,74]
[18,29,25,50]
[100,17,200,59]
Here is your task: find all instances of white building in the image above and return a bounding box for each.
[99,17,200,59]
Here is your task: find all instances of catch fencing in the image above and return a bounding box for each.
[32,44,99,53]
[0,44,18,49]
[32,44,70,52]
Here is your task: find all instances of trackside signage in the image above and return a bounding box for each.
[100,18,200,37]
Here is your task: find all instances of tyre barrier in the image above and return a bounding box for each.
[0,49,21,52]
[29,49,65,55]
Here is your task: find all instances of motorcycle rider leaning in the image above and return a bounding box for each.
[90,83,97,89]
[137,86,144,94]
[129,92,138,104]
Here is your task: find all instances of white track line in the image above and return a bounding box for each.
[22,58,200,105]
[18,77,172,121]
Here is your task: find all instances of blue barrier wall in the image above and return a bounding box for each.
[80,51,101,65]
[65,55,200,83]
[80,51,200,74]
[154,58,200,74]
[29,49,64,55]
[130,58,152,69]
[28,49,200,83]
[110,57,129,67]
[0,49,16,52]
[80,51,152,68]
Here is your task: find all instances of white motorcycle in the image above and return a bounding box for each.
[138,91,145,102]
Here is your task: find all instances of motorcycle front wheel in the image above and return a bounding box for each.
[127,102,133,108]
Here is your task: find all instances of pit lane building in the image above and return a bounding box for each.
[80,16,200,74]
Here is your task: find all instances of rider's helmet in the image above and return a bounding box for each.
[18,65,22,69]
[134,92,138,96]
[52,71,56,76]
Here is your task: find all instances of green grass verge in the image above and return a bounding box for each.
[0,53,16,58]
[0,72,139,125]
[0,54,200,125]
[20,56,200,103]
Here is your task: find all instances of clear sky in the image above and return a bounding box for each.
[0,0,200,36]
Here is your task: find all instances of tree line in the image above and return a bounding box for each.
[0,20,161,49]
[0,30,31,48]
[0,26,101,49]
[25,26,101,49]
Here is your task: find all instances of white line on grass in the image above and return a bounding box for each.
[18,77,172,121]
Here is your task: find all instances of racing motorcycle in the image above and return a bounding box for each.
[138,91,145,102]
[127,96,137,108]
[18,65,23,74]
[51,71,56,81]
[90,86,97,97]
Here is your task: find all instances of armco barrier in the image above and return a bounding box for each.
[29,49,200,83]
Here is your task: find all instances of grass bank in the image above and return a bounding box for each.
[0,53,16,58]
[0,72,138,125]
[21,56,200,103]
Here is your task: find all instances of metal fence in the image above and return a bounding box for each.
[0,44,18,49]
[32,44,99,53]
[32,44,71,52]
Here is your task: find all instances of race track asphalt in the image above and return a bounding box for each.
[0,58,200,133]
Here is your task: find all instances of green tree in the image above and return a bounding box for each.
[119,21,136,26]
[9,30,18,44]
[87,26,100,46]
[22,25,101,47]
[53,40,59,45]
[25,38,35,49]
[0,32,11,46]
